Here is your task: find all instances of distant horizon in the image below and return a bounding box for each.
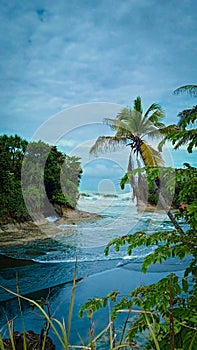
[1,131,196,195]
[79,147,197,194]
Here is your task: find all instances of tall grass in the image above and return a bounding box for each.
[4,283,195,349]
[0,273,134,349]
[2,271,195,349]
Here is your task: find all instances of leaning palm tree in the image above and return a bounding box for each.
[90,96,166,207]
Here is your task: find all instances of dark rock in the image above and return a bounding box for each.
[0,254,36,268]
[2,330,55,350]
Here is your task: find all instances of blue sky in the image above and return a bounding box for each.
[0,0,197,192]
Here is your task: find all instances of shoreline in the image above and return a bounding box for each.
[0,203,173,248]
[0,209,102,247]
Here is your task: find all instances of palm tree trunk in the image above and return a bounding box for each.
[135,157,148,208]
[127,152,137,201]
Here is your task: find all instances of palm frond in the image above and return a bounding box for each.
[148,125,179,140]
[157,137,168,152]
[104,117,131,134]
[173,129,197,152]
[177,105,197,129]
[144,103,165,121]
[116,107,131,122]
[140,142,164,166]
[148,112,165,125]
[173,135,190,149]
[156,125,180,151]
[90,97,166,171]
[89,136,126,156]
[105,111,143,136]
[104,117,120,129]
[158,128,197,153]
[174,85,197,97]
[118,109,145,136]
[133,96,143,113]
[141,120,165,138]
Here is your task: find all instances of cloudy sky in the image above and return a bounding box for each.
[1,0,197,191]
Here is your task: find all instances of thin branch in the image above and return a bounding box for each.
[116,309,152,314]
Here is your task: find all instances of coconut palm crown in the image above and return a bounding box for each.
[90,96,165,167]
[90,96,167,204]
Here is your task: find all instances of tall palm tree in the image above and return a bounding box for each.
[90,96,166,206]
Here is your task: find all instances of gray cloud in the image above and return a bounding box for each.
[0,0,197,138]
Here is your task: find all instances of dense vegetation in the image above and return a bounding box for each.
[147,164,197,208]
[79,89,197,349]
[0,86,196,349]
[0,135,82,224]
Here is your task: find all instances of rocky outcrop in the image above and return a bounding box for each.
[2,330,55,350]
[61,207,102,224]
[0,209,102,247]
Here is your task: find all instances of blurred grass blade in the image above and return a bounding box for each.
[67,258,77,343]
[144,313,160,350]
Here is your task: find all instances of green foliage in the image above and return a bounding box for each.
[120,164,197,212]
[82,223,197,348]
[0,134,82,223]
[167,127,197,153]
[79,291,120,320]
[175,164,197,200]
[81,165,197,347]
[103,158,197,348]
[0,134,29,222]
[186,200,197,229]
[177,106,197,129]
[59,155,82,208]
[159,88,197,153]
[1,263,121,350]
[120,166,175,190]
[120,166,175,209]
[104,228,196,271]
[44,146,81,209]
[90,96,168,206]
[174,85,197,97]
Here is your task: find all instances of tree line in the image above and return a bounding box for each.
[0,135,82,224]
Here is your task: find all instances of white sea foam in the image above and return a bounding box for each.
[45,215,59,223]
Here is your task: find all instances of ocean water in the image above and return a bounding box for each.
[0,192,188,347]
[0,191,173,277]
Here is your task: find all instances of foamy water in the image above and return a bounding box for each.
[0,191,178,303]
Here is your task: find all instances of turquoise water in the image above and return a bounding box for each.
[0,192,189,348]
